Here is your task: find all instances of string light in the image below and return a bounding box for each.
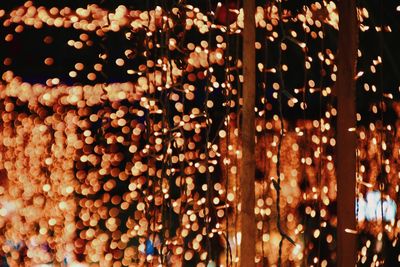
[0,1,398,266]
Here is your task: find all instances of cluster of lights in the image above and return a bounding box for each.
[0,1,398,266]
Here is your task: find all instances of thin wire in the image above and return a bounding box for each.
[356,140,360,230]
[143,0,156,262]
[261,28,269,267]
[164,0,179,262]
[204,0,215,262]
[378,0,386,246]
[173,2,191,264]
[315,2,328,264]
[159,2,173,263]
[299,5,310,266]
[234,0,241,262]
[223,0,233,265]
[274,1,297,266]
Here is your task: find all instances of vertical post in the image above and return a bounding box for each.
[337,0,358,266]
[241,0,256,266]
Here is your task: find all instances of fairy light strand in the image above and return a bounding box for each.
[0,1,399,266]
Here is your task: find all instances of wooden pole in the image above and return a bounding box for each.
[337,0,358,265]
[240,0,256,266]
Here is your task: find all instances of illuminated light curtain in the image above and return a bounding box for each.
[0,1,399,266]
[355,0,400,266]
